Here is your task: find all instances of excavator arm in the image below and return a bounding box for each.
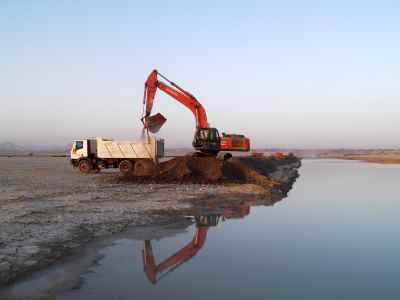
[143,70,208,129]
[142,226,208,284]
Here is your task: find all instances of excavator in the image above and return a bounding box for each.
[141,70,250,155]
[142,205,250,284]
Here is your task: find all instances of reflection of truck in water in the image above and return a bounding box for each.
[70,137,164,175]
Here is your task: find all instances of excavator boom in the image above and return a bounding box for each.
[143,70,208,129]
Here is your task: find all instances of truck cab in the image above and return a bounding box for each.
[70,139,98,173]
[71,140,86,160]
[70,139,97,161]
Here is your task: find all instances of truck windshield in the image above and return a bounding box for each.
[75,141,83,150]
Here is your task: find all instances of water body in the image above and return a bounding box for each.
[2,159,400,299]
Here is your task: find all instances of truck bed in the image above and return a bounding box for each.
[96,137,164,161]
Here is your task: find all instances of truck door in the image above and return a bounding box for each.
[71,140,88,159]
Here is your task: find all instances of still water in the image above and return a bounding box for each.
[3,159,400,299]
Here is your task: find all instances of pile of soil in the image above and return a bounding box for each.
[121,154,300,190]
[157,156,223,182]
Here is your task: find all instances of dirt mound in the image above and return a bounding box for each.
[120,156,299,191]
[221,157,279,189]
[119,155,300,190]
[157,156,223,182]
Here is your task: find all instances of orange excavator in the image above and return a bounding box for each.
[142,70,250,155]
[142,205,250,284]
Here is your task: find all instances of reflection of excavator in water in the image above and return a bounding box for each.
[142,205,250,284]
[141,70,250,155]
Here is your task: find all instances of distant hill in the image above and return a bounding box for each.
[0,142,69,156]
[0,142,25,154]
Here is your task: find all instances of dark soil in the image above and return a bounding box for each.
[118,155,300,188]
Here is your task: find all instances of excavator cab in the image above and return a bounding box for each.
[193,127,220,154]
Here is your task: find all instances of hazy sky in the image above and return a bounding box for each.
[1,0,400,148]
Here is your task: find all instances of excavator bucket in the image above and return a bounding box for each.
[144,113,167,133]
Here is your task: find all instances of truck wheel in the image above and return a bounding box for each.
[78,160,91,174]
[134,159,155,177]
[119,160,133,175]
[224,153,233,160]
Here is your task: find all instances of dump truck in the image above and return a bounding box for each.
[70,137,164,175]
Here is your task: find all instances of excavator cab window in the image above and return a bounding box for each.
[193,128,220,153]
[199,129,208,140]
[197,128,219,143]
[208,128,220,143]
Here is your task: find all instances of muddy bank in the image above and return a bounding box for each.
[0,155,300,286]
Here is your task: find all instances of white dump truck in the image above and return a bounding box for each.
[70,137,164,175]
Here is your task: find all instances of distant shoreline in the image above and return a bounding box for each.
[0,154,68,158]
[1,149,400,162]
[336,154,400,164]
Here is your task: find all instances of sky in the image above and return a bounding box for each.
[1,0,400,149]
